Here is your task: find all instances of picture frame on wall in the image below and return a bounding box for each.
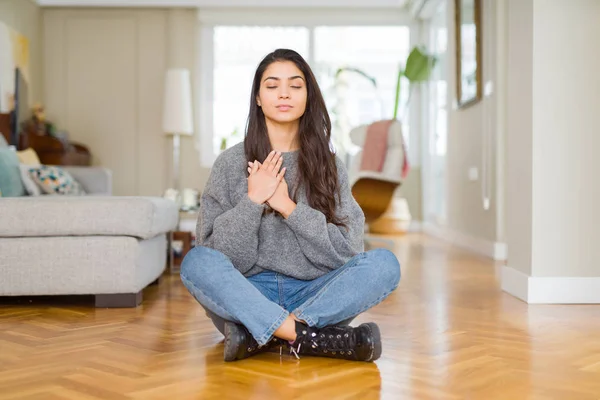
[1,21,31,145]
[455,0,482,108]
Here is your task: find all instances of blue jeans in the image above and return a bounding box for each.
[180,246,401,346]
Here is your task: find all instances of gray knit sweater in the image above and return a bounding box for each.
[196,142,365,280]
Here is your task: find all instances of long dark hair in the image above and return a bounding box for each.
[244,48,348,228]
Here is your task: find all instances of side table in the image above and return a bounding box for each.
[169,210,198,273]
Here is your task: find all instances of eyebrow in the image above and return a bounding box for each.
[263,76,305,83]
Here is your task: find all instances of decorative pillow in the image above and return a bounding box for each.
[16,148,42,196]
[19,164,42,196]
[0,147,27,197]
[27,165,86,195]
[17,148,42,165]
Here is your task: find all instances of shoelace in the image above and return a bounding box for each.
[323,333,353,352]
[312,332,356,356]
[273,341,302,359]
[288,334,353,359]
[277,331,354,360]
[289,342,301,359]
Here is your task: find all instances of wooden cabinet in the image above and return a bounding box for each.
[0,113,12,145]
[18,124,91,166]
[169,231,193,273]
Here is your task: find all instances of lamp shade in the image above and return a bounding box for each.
[162,68,193,135]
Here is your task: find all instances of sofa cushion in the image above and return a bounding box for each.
[0,196,179,239]
[61,166,112,195]
[0,235,167,296]
[26,165,86,195]
[0,148,26,197]
[16,148,41,165]
[19,164,42,196]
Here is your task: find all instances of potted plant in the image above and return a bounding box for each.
[331,46,437,234]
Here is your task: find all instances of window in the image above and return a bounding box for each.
[313,26,410,155]
[422,1,448,225]
[213,27,310,153]
[198,13,412,167]
[429,24,447,157]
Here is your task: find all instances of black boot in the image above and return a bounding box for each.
[223,321,284,361]
[289,321,382,362]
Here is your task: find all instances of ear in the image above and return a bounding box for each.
[256,95,261,107]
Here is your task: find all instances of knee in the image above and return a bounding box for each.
[180,246,227,285]
[180,246,205,284]
[366,248,401,290]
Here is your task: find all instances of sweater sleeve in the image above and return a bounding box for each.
[282,157,365,270]
[196,156,265,274]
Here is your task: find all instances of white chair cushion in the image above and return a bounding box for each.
[347,120,406,186]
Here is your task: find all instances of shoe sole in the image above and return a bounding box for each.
[362,322,382,362]
[223,322,243,362]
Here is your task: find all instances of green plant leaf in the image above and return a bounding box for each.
[393,46,437,119]
[393,66,403,120]
[404,47,437,82]
[334,67,377,88]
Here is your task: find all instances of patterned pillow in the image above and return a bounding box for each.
[19,164,42,196]
[27,165,86,195]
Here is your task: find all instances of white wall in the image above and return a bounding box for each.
[398,167,422,222]
[43,7,210,196]
[530,0,600,277]
[397,19,425,223]
[506,0,600,279]
[502,0,600,303]
[506,0,534,275]
[444,0,502,245]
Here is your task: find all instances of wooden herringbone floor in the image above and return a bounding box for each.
[2,234,600,399]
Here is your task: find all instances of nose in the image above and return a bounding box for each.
[278,88,290,99]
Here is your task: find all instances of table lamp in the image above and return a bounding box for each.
[162,68,193,194]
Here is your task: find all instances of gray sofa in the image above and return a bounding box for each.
[0,166,179,307]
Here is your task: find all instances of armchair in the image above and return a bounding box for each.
[347,119,408,245]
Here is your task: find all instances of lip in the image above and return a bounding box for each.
[276,105,293,111]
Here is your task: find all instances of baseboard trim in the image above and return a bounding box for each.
[501,265,529,302]
[501,265,600,304]
[494,242,508,260]
[422,222,507,261]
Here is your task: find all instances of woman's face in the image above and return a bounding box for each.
[257,61,307,125]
